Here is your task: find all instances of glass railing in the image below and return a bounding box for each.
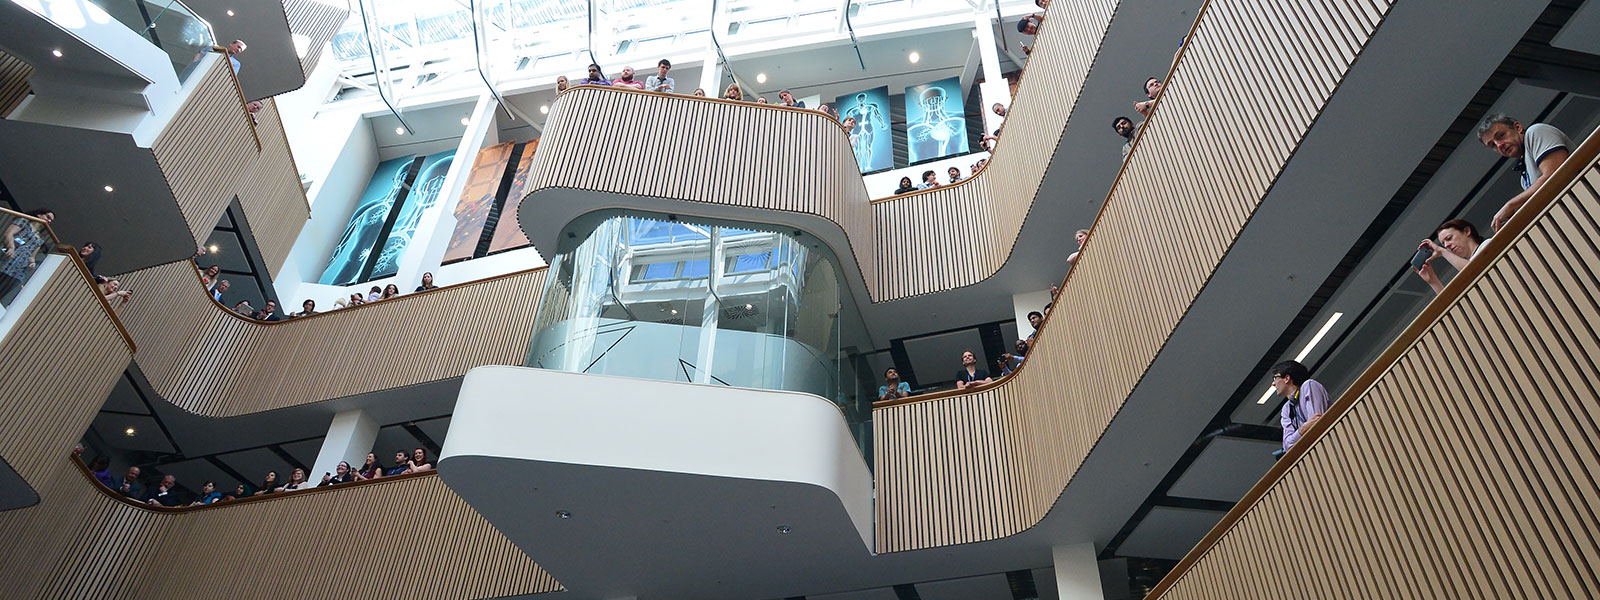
[87,0,215,82]
[0,208,59,309]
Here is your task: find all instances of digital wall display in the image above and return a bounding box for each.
[903,77,969,163]
[444,142,515,263]
[488,139,538,254]
[834,86,892,173]
[319,155,417,286]
[370,149,454,280]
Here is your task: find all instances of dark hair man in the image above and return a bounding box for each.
[879,368,911,402]
[954,350,993,390]
[1113,115,1138,159]
[1026,310,1044,344]
[1477,113,1572,231]
[1135,77,1163,117]
[948,166,962,183]
[646,59,675,93]
[578,63,611,86]
[917,170,940,190]
[1271,360,1331,453]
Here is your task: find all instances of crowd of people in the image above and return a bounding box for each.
[200,264,442,321]
[79,446,435,508]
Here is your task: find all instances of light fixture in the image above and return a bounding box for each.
[207,244,219,253]
[52,49,63,58]
[539,105,549,115]
[124,427,136,436]
[556,510,571,519]
[908,51,920,63]
[226,9,234,16]
[394,126,405,135]
[103,185,114,192]
[744,303,753,310]
[756,72,767,84]
[460,117,470,126]
[776,525,791,534]
[670,308,678,315]
[1257,312,1345,404]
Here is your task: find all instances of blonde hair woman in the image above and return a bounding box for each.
[723,83,743,101]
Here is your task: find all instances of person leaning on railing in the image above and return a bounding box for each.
[1269,360,1331,455]
[1410,218,1489,295]
[955,350,994,390]
[0,208,54,302]
[879,368,913,402]
[1477,113,1572,231]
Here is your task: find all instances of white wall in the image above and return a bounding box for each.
[435,246,545,286]
[1012,288,1051,340]
[274,114,375,305]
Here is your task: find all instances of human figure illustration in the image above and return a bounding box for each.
[842,93,886,171]
[321,163,411,285]
[907,86,967,162]
[373,157,452,278]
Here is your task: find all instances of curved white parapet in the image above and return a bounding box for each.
[440,366,874,600]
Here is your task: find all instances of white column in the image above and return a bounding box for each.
[310,409,379,482]
[693,227,724,384]
[698,39,723,96]
[1013,288,1052,337]
[1054,542,1105,600]
[396,92,498,290]
[973,13,1010,135]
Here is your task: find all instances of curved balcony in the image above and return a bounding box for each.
[1148,128,1600,599]
[114,259,545,417]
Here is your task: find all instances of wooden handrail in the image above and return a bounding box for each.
[194,260,548,326]
[211,46,261,152]
[1144,127,1600,598]
[72,453,440,513]
[0,207,136,352]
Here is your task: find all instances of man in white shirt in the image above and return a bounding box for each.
[1477,114,1571,231]
[227,40,246,74]
[645,59,675,93]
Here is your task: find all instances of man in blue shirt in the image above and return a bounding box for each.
[1271,360,1332,452]
[227,40,246,74]
[645,59,675,93]
[878,368,911,402]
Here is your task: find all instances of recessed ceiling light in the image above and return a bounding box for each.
[103,185,114,192]
[539,105,549,114]
[226,9,234,16]
[394,126,405,135]
[460,117,470,126]
[207,244,219,253]
[908,51,920,63]
[124,427,136,436]
[744,303,753,310]
[556,510,571,519]
[756,72,768,84]
[52,49,63,58]
[670,308,678,315]
[776,525,791,534]
[1256,312,1344,404]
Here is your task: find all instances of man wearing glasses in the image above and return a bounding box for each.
[1270,360,1331,454]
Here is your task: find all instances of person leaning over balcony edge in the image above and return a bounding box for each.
[1476,113,1572,231]
[879,368,912,402]
[646,59,674,93]
[1411,218,1489,295]
[227,39,246,74]
[954,350,993,390]
[1271,360,1331,455]
[579,64,611,86]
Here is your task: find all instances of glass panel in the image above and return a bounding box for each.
[85,0,215,82]
[529,212,876,462]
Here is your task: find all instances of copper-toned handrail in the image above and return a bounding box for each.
[0,207,136,352]
[195,261,547,325]
[211,46,262,152]
[1144,127,1600,598]
[72,454,439,513]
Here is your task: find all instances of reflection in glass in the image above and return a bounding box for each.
[529,212,875,460]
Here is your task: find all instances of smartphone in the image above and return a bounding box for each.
[1409,247,1431,271]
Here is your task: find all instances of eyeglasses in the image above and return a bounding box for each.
[1271,374,1286,381]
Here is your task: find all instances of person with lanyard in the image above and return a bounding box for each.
[1270,360,1332,457]
[954,350,993,390]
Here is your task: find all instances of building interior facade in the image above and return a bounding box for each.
[0,0,1598,598]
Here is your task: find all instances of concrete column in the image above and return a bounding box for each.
[698,38,723,96]
[973,13,1010,135]
[1054,542,1105,600]
[310,409,379,482]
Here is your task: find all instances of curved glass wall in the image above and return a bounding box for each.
[529,212,874,456]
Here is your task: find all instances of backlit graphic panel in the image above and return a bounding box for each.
[370,149,455,280]
[834,86,892,173]
[318,155,415,285]
[903,77,968,163]
[443,142,515,263]
[488,139,539,254]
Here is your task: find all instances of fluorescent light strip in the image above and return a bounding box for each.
[1257,312,1344,404]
